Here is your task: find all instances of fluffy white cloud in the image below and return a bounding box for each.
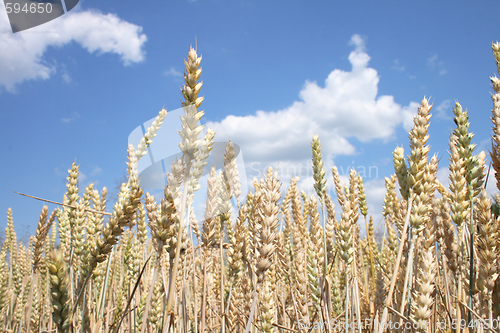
[0,8,147,92]
[208,35,418,170]
[202,34,421,229]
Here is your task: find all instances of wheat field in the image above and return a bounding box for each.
[2,44,500,333]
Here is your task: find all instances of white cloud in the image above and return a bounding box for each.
[79,172,88,182]
[363,178,387,231]
[62,72,72,84]
[392,59,405,72]
[60,63,72,83]
[207,34,418,170]
[60,111,80,123]
[54,167,65,177]
[427,54,438,68]
[435,99,452,120]
[90,166,102,177]
[427,53,447,76]
[203,35,421,233]
[55,164,102,190]
[0,8,147,92]
[436,166,450,190]
[164,67,182,77]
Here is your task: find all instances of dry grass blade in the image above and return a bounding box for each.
[114,254,151,333]
[14,191,112,215]
[244,293,258,333]
[272,322,298,332]
[387,306,416,326]
[452,295,497,333]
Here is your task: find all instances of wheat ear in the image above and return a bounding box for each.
[48,249,72,333]
[166,47,205,323]
[490,69,500,191]
[475,189,499,319]
[378,97,433,333]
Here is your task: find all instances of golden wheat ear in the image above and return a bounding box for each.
[48,249,72,333]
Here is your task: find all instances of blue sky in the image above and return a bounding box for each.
[1,0,499,239]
